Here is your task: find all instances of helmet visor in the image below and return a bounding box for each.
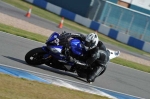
[85,41,96,48]
[84,41,91,47]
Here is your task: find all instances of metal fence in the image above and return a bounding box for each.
[87,0,102,20]
[99,1,150,43]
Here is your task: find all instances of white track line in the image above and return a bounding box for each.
[0,63,143,99]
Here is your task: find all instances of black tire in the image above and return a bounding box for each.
[25,47,46,65]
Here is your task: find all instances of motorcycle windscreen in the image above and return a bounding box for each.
[46,32,59,44]
[70,39,84,56]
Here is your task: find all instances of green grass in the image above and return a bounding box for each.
[111,58,150,73]
[2,0,150,56]
[0,73,109,99]
[0,23,47,43]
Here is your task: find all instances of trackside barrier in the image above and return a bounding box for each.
[25,0,150,53]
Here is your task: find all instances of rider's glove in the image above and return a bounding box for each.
[67,56,88,67]
[74,59,88,66]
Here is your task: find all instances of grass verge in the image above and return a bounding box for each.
[0,73,109,99]
[0,23,150,73]
[0,23,47,43]
[111,58,150,73]
[2,0,150,56]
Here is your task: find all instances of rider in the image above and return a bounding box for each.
[58,31,110,83]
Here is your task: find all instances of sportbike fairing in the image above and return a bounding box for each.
[44,32,85,61]
[46,32,60,44]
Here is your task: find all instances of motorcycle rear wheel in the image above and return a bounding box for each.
[25,47,46,65]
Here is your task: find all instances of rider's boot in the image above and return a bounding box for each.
[86,66,103,83]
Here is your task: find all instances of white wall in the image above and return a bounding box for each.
[131,0,150,10]
[121,0,150,10]
[120,0,132,3]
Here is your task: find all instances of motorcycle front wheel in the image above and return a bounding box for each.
[25,47,46,65]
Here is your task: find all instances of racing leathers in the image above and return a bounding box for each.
[85,41,110,82]
[58,32,110,82]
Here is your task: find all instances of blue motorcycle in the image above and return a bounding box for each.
[25,32,120,78]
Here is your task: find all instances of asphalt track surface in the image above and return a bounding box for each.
[0,1,150,99]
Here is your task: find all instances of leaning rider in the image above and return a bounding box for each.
[58,31,110,83]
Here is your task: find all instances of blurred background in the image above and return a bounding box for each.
[45,0,150,43]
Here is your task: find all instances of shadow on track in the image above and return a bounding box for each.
[2,55,87,83]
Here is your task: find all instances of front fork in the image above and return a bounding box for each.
[42,46,52,59]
